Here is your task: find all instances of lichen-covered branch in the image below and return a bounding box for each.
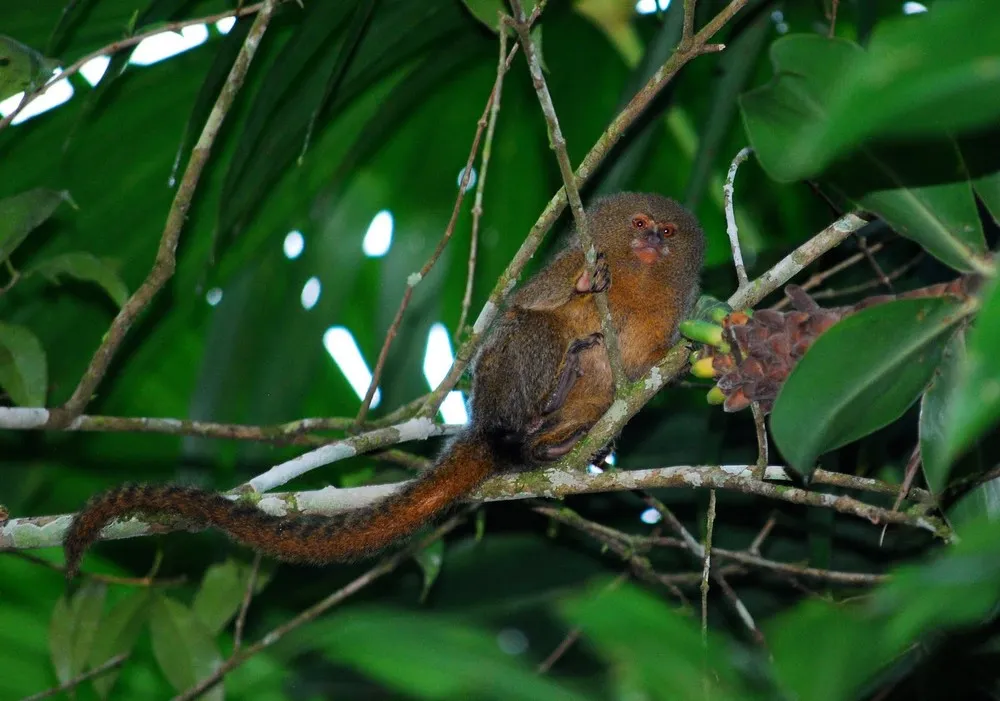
[0,407,355,445]
[1,463,943,552]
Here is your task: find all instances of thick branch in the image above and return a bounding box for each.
[1,464,941,552]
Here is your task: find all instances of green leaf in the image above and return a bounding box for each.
[0,322,47,407]
[149,595,223,701]
[771,297,968,477]
[0,188,73,263]
[741,1,1000,179]
[769,600,892,701]
[461,0,506,32]
[958,127,1000,225]
[413,538,444,603]
[49,581,107,686]
[28,252,129,308]
[0,35,60,101]
[950,474,1000,535]
[939,278,1000,468]
[684,5,770,209]
[919,330,966,495]
[89,589,152,699]
[873,516,1000,651]
[560,581,753,700]
[741,36,987,273]
[304,608,592,701]
[219,0,477,242]
[191,559,258,635]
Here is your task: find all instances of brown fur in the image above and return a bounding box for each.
[63,192,704,578]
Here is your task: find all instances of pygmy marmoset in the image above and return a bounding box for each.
[63,192,705,577]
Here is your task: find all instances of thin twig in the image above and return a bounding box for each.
[510,0,627,389]
[881,444,923,547]
[457,28,508,341]
[243,419,459,493]
[650,539,889,585]
[682,0,698,43]
[770,243,886,310]
[57,1,280,422]
[728,213,867,310]
[0,3,281,134]
[535,505,687,601]
[827,0,840,37]
[808,251,925,303]
[858,235,894,291]
[233,552,262,650]
[700,489,717,643]
[18,654,128,701]
[750,402,768,480]
[171,514,466,701]
[723,147,753,288]
[722,147,769,480]
[748,512,778,555]
[0,407,354,444]
[5,550,186,587]
[354,42,520,425]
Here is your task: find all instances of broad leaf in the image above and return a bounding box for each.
[741,36,988,272]
[741,1,1000,178]
[771,297,968,477]
[769,601,892,701]
[958,127,1000,226]
[413,538,444,603]
[191,558,268,635]
[0,35,59,101]
[303,608,591,701]
[0,188,73,263]
[940,278,1000,465]
[49,581,107,685]
[560,581,754,700]
[28,252,129,308]
[89,590,152,699]
[950,477,1000,536]
[919,330,966,496]
[461,0,506,33]
[0,322,48,407]
[149,595,223,701]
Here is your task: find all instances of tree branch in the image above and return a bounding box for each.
[2,464,941,552]
[510,0,627,389]
[56,1,281,422]
[457,24,509,340]
[0,407,357,445]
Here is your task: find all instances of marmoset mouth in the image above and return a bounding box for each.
[631,235,667,263]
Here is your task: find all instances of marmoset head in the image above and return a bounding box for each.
[587,192,705,274]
